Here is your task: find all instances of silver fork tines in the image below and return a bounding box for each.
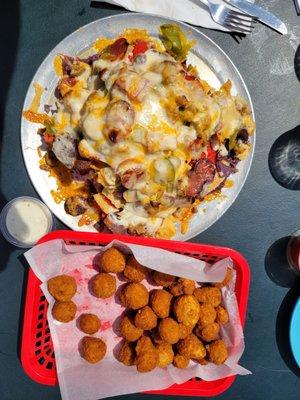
[198,0,256,34]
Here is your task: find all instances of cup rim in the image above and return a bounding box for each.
[0,196,54,248]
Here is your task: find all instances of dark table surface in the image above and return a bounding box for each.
[1,0,300,399]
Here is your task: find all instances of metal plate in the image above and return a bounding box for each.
[21,13,255,241]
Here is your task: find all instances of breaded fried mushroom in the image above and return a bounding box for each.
[195,358,209,365]
[119,315,143,342]
[178,323,192,339]
[78,313,101,334]
[119,283,149,310]
[213,268,232,288]
[158,318,180,344]
[152,271,175,287]
[135,336,158,373]
[151,329,164,345]
[177,333,206,360]
[194,322,220,342]
[207,339,228,365]
[118,341,136,366]
[216,305,229,325]
[91,273,116,298]
[193,286,222,307]
[48,274,77,301]
[136,335,154,353]
[173,354,189,369]
[100,247,126,273]
[156,342,174,368]
[198,304,217,327]
[173,295,200,327]
[169,279,196,296]
[134,306,157,330]
[80,336,107,364]
[124,256,148,282]
[52,301,77,323]
[150,289,172,318]
[180,278,196,294]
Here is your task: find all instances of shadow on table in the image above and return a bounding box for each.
[90,1,128,12]
[276,284,300,378]
[16,255,30,362]
[295,44,300,82]
[268,125,300,191]
[265,236,299,288]
[0,0,20,273]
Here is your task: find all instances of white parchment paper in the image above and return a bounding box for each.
[25,239,250,400]
[93,0,254,32]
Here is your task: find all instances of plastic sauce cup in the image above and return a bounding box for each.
[0,197,54,248]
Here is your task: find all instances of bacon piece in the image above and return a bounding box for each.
[108,38,129,60]
[186,158,215,198]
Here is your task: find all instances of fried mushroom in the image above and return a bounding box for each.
[135,336,158,373]
[80,336,107,364]
[193,286,222,307]
[119,283,149,310]
[169,278,196,296]
[52,300,77,323]
[207,339,228,365]
[100,247,126,273]
[91,273,116,298]
[152,271,176,287]
[118,341,136,366]
[194,322,220,342]
[177,333,206,360]
[78,313,101,334]
[173,354,189,369]
[156,342,174,368]
[134,306,157,330]
[198,304,217,327]
[150,289,172,318]
[158,318,180,344]
[216,305,229,325]
[47,274,77,302]
[173,295,200,328]
[119,315,143,342]
[124,255,148,282]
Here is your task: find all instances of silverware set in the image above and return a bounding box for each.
[198,0,287,35]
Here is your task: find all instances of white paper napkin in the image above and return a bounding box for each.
[95,0,254,32]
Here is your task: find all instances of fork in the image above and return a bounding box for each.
[198,0,255,34]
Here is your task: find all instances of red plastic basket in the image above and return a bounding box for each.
[21,230,250,397]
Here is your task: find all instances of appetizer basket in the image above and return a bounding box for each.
[21,230,250,397]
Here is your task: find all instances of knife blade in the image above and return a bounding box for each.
[225,0,287,35]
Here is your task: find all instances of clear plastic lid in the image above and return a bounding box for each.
[0,196,54,248]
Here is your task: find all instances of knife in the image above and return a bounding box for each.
[224,0,287,35]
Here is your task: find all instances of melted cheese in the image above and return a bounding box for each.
[30,83,44,113]
[29,29,255,238]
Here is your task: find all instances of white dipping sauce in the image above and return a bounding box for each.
[6,199,50,244]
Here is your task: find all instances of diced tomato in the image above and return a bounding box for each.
[129,40,148,62]
[132,40,148,57]
[43,133,54,145]
[185,74,195,81]
[206,144,217,164]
